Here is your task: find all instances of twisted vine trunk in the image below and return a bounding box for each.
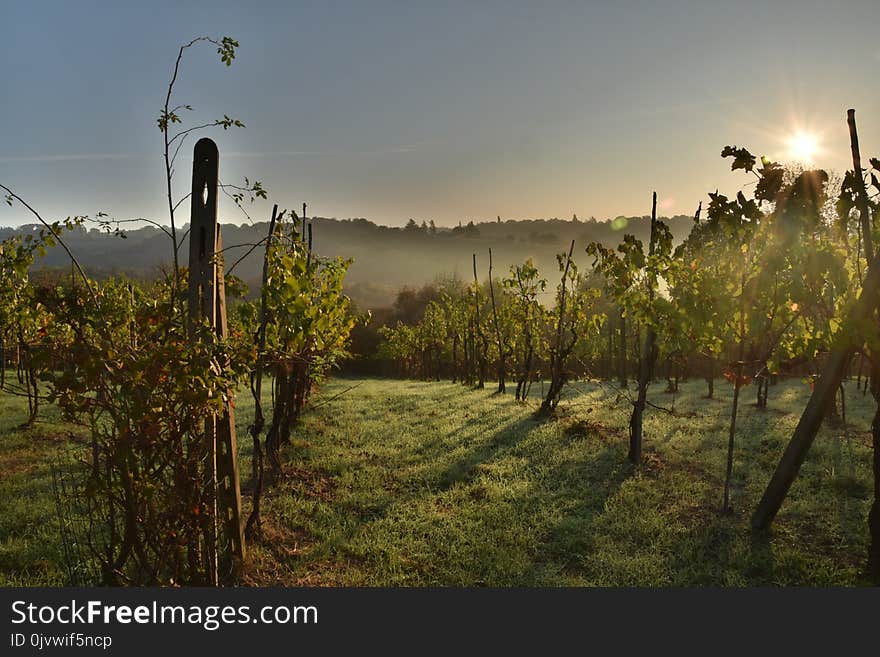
[706,356,715,399]
[723,281,747,513]
[629,331,657,465]
[17,328,38,428]
[451,333,459,383]
[516,335,534,402]
[629,193,659,466]
[245,204,277,540]
[539,240,575,416]
[606,314,614,379]
[265,368,291,471]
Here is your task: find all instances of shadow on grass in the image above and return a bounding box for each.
[247,377,875,586]
[436,415,543,490]
[519,446,632,581]
[255,391,637,585]
[663,484,868,585]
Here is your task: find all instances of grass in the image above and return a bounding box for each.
[0,389,87,586]
[0,375,875,586]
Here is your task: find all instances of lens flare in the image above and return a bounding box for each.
[786,132,818,163]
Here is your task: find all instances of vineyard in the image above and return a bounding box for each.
[3,36,880,587]
[1,376,876,586]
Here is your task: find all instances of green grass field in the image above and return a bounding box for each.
[1,376,875,586]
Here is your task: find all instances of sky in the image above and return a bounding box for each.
[2,0,879,228]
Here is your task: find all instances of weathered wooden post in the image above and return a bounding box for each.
[214,226,246,578]
[187,137,246,584]
[629,192,659,466]
[302,201,308,238]
[488,248,505,393]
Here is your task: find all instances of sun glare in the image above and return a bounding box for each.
[786,131,819,163]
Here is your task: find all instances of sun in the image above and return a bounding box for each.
[786,131,819,163]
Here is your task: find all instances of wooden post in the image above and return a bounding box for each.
[302,202,308,239]
[187,138,219,333]
[214,227,246,577]
[629,192,659,465]
[473,253,486,388]
[848,109,874,263]
[488,248,505,393]
[187,137,219,584]
[186,137,246,583]
[127,283,136,349]
[618,309,627,388]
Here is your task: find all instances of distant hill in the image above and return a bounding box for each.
[4,214,696,309]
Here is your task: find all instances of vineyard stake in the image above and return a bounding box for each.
[629,192,659,465]
[186,137,246,583]
[473,253,487,388]
[488,248,506,393]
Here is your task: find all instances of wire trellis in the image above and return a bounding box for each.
[50,455,100,586]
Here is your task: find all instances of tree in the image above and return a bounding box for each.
[472,254,489,388]
[503,259,547,401]
[752,111,880,582]
[0,217,84,425]
[538,241,601,415]
[487,248,511,393]
[588,194,677,464]
[683,146,846,511]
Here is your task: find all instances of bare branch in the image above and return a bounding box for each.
[169,132,189,170]
[83,215,173,240]
[308,381,365,410]
[0,184,97,302]
[225,236,271,276]
[217,180,257,224]
[168,121,224,147]
[172,192,193,213]
[173,225,192,261]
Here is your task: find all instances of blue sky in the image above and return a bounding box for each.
[2,0,879,227]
